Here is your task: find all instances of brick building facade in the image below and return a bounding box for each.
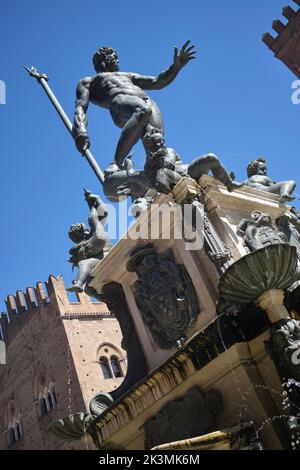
[0,275,126,450]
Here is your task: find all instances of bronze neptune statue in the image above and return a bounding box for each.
[73,42,196,170]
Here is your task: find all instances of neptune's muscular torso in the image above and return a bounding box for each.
[89,72,148,109]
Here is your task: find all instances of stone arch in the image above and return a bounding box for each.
[95,342,125,363]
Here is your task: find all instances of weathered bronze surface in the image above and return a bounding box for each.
[67,190,111,292]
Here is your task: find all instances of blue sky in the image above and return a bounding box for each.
[0,0,299,310]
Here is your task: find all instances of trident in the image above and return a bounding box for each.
[23,66,105,185]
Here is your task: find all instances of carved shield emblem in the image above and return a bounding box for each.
[127,245,200,349]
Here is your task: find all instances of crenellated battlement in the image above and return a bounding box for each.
[262,1,300,51]
[4,282,50,318]
[0,275,112,345]
[262,1,300,78]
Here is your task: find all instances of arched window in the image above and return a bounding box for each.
[99,356,113,379]
[49,382,58,409]
[40,397,48,416]
[110,356,123,378]
[5,419,23,447]
[48,391,54,410]
[15,421,23,441]
[52,388,58,405]
[8,427,15,446]
[38,384,57,418]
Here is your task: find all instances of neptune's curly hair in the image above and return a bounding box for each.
[92,47,118,72]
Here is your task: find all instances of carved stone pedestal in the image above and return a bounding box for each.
[257,289,290,324]
[52,176,300,450]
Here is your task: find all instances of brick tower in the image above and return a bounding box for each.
[0,275,126,450]
[262,1,300,78]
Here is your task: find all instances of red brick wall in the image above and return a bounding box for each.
[0,276,125,450]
